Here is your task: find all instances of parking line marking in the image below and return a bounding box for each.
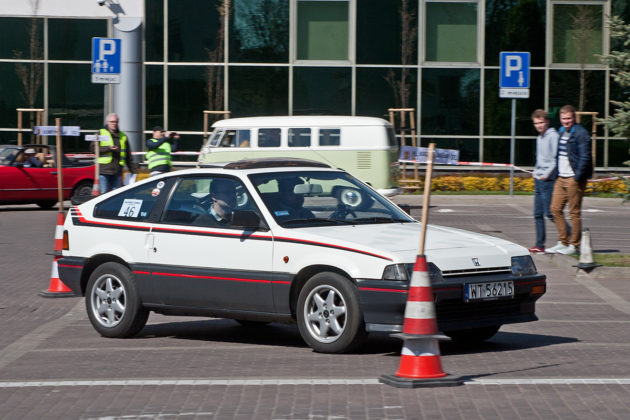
[1,378,630,388]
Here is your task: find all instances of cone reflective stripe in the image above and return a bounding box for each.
[48,256,72,293]
[395,338,446,379]
[402,262,438,335]
[92,177,100,196]
[54,212,65,252]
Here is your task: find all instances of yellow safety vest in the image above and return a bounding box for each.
[98,129,128,166]
[146,138,172,170]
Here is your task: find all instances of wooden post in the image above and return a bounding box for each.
[419,143,435,255]
[16,108,46,146]
[388,108,418,188]
[55,118,64,212]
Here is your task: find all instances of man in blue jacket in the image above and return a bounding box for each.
[546,105,593,255]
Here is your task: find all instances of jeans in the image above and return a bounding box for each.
[99,174,122,194]
[551,176,586,247]
[533,178,555,248]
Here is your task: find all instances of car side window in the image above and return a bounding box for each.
[161,176,261,228]
[93,179,171,221]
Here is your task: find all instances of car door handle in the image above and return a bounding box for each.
[51,171,58,175]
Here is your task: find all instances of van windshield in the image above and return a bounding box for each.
[209,129,251,148]
[249,171,414,228]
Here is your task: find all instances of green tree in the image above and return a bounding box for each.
[599,15,630,143]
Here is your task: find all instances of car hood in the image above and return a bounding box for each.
[286,222,526,270]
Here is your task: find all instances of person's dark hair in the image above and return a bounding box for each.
[559,104,576,117]
[531,109,548,120]
[210,178,235,196]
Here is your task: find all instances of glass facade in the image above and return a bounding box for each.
[1,0,629,169]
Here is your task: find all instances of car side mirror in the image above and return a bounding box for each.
[231,210,265,230]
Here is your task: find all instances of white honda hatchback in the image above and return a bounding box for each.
[58,158,546,353]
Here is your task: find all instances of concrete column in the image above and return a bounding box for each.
[113,17,143,159]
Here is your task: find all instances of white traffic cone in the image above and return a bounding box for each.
[575,228,602,270]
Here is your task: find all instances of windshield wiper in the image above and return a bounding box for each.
[351,216,411,224]
[280,217,354,226]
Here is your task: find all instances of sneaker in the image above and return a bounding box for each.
[528,246,545,253]
[558,244,577,256]
[546,242,567,253]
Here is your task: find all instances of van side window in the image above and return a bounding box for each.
[319,128,340,146]
[288,128,311,147]
[258,128,281,147]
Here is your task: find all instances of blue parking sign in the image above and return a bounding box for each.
[92,38,121,84]
[500,52,530,88]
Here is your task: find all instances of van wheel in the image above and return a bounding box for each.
[297,272,366,353]
[85,262,149,338]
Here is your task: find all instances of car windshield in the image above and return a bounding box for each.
[0,146,19,165]
[249,170,414,227]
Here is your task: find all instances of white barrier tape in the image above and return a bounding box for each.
[66,151,200,157]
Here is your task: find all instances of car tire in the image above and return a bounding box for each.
[36,200,57,209]
[85,262,149,338]
[71,180,93,205]
[297,272,366,353]
[443,325,501,343]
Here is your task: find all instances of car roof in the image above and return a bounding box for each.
[211,115,391,128]
[199,157,331,170]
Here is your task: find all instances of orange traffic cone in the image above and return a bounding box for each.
[92,177,100,196]
[39,212,75,298]
[380,255,463,388]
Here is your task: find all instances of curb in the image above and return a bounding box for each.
[532,253,630,279]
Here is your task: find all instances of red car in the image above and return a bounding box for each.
[0,144,95,208]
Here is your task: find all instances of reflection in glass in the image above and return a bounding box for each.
[289,128,311,147]
[356,67,417,117]
[146,65,164,130]
[145,0,164,61]
[425,2,477,62]
[484,138,535,167]
[484,70,545,136]
[0,63,44,128]
[426,137,479,162]
[297,0,349,60]
[553,4,603,64]
[228,66,288,116]
[357,0,418,65]
[168,0,224,62]
[0,17,43,59]
[485,0,545,66]
[169,66,224,131]
[230,0,289,63]
[549,70,605,133]
[49,64,104,150]
[293,67,351,115]
[49,19,107,60]
[421,68,479,135]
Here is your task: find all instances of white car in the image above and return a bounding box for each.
[58,158,546,353]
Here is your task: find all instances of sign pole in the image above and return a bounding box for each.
[419,143,436,255]
[509,99,516,198]
[55,118,64,212]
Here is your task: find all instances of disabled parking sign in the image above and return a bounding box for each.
[92,37,121,84]
[499,52,530,98]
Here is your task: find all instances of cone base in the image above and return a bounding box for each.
[379,374,464,388]
[39,289,76,298]
[574,262,602,270]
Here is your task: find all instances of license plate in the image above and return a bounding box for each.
[465,281,514,302]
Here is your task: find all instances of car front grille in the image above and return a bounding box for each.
[441,266,511,277]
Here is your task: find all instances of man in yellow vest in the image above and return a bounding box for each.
[98,113,138,193]
[146,126,179,176]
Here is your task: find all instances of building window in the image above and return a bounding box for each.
[552,3,603,65]
[296,0,349,61]
[425,1,478,63]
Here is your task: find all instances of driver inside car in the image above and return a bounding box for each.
[275,177,315,220]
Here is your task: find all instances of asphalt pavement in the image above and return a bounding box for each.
[0,194,629,419]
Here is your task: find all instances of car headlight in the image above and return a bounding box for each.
[382,262,444,283]
[511,255,537,276]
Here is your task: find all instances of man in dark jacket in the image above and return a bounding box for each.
[98,113,137,193]
[547,105,593,255]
